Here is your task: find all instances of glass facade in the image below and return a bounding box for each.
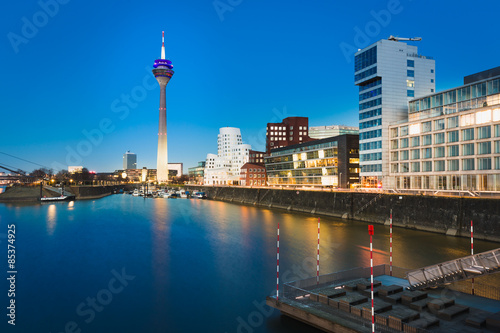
[265,136,359,187]
[389,75,500,191]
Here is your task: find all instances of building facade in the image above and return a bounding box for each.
[388,69,500,192]
[355,39,435,188]
[266,117,314,154]
[309,125,359,139]
[204,127,251,185]
[240,163,267,186]
[123,151,137,170]
[249,150,265,164]
[265,134,359,188]
[188,161,206,184]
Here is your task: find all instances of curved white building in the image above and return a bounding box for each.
[204,127,251,185]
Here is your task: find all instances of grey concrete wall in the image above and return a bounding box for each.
[186,186,500,242]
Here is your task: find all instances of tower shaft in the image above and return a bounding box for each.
[157,84,168,182]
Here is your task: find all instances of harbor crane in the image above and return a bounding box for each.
[388,35,422,42]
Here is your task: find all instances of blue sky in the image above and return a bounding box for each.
[1,0,500,173]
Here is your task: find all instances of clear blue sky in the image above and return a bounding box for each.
[1,0,500,173]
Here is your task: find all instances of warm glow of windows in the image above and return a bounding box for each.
[476,110,491,124]
[460,113,475,127]
[493,109,500,122]
[409,124,420,135]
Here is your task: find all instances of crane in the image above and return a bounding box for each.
[388,35,422,42]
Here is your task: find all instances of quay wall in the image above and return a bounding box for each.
[186,186,500,242]
[68,185,135,199]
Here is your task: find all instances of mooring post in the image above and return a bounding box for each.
[368,225,374,333]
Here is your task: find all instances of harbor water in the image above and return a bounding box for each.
[0,194,498,332]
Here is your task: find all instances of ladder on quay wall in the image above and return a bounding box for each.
[407,248,500,290]
[354,192,384,216]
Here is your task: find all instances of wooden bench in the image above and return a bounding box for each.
[437,304,470,320]
[427,297,455,314]
[378,284,404,297]
[401,290,428,305]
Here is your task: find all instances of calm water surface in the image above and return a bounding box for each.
[0,195,498,333]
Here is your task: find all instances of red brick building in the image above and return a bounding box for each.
[240,163,267,186]
[266,117,315,154]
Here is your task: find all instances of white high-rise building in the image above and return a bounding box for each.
[204,127,251,185]
[355,39,435,188]
[123,151,137,170]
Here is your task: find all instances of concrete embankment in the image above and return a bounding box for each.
[186,186,500,242]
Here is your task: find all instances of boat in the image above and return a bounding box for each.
[193,191,207,199]
[132,189,140,196]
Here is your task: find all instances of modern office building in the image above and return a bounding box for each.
[266,117,314,154]
[152,31,175,183]
[123,151,137,170]
[265,134,359,188]
[188,161,206,184]
[204,127,252,185]
[168,163,183,178]
[388,67,500,192]
[240,163,267,186]
[309,125,359,139]
[355,39,435,188]
[68,166,83,174]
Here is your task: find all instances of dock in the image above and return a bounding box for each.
[267,264,500,332]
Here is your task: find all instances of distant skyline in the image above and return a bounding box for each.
[2,0,500,173]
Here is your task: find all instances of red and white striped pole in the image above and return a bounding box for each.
[369,225,375,333]
[277,222,280,301]
[317,217,320,284]
[390,209,393,276]
[471,220,474,296]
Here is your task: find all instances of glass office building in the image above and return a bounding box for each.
[388,70,500,192]
[265,134,359,188]
[355,39,435,188]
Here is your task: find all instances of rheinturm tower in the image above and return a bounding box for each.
[152,31,174,183]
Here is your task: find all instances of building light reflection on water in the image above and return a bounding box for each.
[47,204,56,235]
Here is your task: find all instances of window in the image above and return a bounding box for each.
[431,69,434,73]
[359,108,382,120]
[411,149,420,160]
[411,162,420,172]
[462,128,474,141]
[411,136,420,147]
[431,89,434,93]
[400,138,409,148]
[434,147,445,158]
[400,150,409,160]
[422,161,432,172]
[448,145,459,157]
[355,66,377,82]
[391,164,399,173]
[435,160,445,171]
[477,141,491,155]
[422,134,432,146]
[478,158,491,170]
[407,59,414,67]
[422,148,432,159]
[462,158,475,171]
[391,152,398,161]
[460,113,475,127]
[407,80,414,88]
[407,90,415,97]
[447,131,459,143]
[448,160,459,171]
[391,140,398,149]
[495,141,500,154]
[434,132,445,144]
[495,124,500,137]
[422,122,431,133]
[434,119,445,131]
[390,128,398,138]
[431,79,434,83]
[400,126,408,136]
[355,46,377,72]
[359,129,382,140]
[462,143,474,156]
[447,116,459,128]
[407,70,415,77]
[359,98,382,110]
[478,126,491,139]
[359,88,382,101]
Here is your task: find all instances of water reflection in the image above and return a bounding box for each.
[46,204,56,235]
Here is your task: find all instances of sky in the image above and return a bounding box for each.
[1,0,500,173]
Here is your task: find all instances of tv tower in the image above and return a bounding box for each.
[152,31,174,183]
